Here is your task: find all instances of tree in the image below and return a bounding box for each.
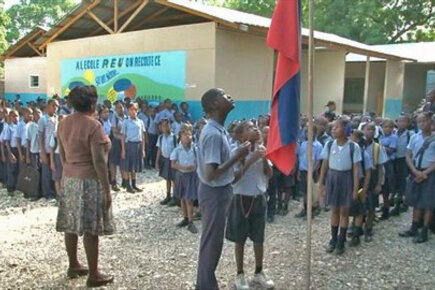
[6,0,77,44]
[205,0,435,44]
[0,0,10,78]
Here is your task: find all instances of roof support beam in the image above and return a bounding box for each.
[38,0,102,50]
[114,0,118,33]
[87,10,114,34]
[118,0,149,33]
[89,0,143,37]
[27,42,44,57]
[5,30,43,57]
[148,13,197,23]
[131,7,169,30]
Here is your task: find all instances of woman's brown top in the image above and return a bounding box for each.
[58,113,110,179]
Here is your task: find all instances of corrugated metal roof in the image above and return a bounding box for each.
[165,0,415,61]
[3,0,417,61]
[347,42,435,63]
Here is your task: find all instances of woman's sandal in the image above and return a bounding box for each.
[86,274,114,288]
[67,267,89,279]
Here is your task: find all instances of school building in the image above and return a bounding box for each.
[1,0,428,122]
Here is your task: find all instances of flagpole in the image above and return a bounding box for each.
[305,0,315,289]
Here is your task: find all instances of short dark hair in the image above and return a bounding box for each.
[68,85,98,113]
[201,88,225,113]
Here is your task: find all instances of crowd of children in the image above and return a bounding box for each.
[0,91,434,290]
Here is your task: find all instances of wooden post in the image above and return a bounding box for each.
[118,0,149,33]
[363,56,371,113]
[305,0,315,289]
[87,10,115,34]
[27,42,43,56]
[114,0,118,33]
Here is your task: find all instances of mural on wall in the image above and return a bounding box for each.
[61,51,186,103]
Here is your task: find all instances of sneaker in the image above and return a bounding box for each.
[193,212,201,221]
[399,227,418,238]
[294,209,306,218]
[323,205,330,212]
[187,222,198,234]
[326,240,336,253]
[126,186,136,194]
[336,241,345,255]
[348,235,360,247]
[379,207,389,220]
[133,186,143,192]
[313,207,321,217]
[176,218,189,228]
[281,204,289,216]
[267,215,274,223]
[413,229,428,244]
[235,273,250,290]
[390,206,401,216]
[399,204,408,213]
[160,196,171,205]
[253,271,274,289]
[47,198,57,204]
[167,198,179,207]
[111,184,120,192]
[364,229,373,243]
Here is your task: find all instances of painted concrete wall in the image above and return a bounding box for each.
[403,63,435,113]
[4,57,47,101]
[345,61,385,115]
[383,60,405,118]
[47,22,216,103]
[215,27,274,122]
[301,49,346,116]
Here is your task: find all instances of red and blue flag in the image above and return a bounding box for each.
[266,0,301,175]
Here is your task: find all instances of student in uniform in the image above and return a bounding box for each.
[170,123,199,234]
[138,103,150,169]
[180,102,193,124]
[262,126,278,223]
[295,126,323,219]
[315,117,333,212]
[400,112,435,243]
[391,114,413,216]
[16,108,32,166]
[172,111,183,137]
[155,99,174,123]
[145,106,158,168]
[379,118,398,220]
[0,109,10,187]
[49,115,64,197]
[225,120,274,290]
[121,103,146,193]
[348,130,372,247]
[0,109,6,185]
[196,88,250,290]
[156,119,178,206]
[4,110,20,195]
[108,101,127,192]
[362,122,387,242]
[38,99,59,201]
[98,105,112,137]
[319,118,361,255]
[26,108,42,200]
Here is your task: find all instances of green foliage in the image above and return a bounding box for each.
[205,0,435,44]
[6,0,77,44]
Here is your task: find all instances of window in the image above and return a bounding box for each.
[29,75,39,88]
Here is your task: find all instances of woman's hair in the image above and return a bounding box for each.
[326,101,336,107]
[335,117,352,136]
[382,118,395,127]
[234,120,253,136]
[180,123,193,135]
[98,105,108,115]
[362,121,376,131]
[127,103,138,110]
[352,129,366,147]
[68,85,98,113]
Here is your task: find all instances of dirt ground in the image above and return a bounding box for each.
[1,170,435,289]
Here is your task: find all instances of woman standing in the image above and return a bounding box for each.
[56,85,115,287]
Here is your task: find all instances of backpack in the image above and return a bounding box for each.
[414,135,435,169]
[326,140,355,169]
[372,142,380,167]
[158,134,177,149]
